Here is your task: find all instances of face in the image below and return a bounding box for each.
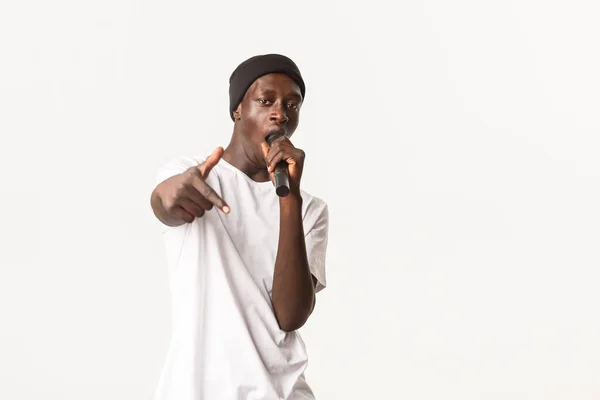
[233,73,303,152]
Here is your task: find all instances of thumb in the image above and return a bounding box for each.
[198,146,224,177]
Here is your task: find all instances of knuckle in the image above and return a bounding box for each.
[163,194,178,211]
[163,201,176,213]
[174,183,187,198]
[200,184,214,198]
[186,166,202,178]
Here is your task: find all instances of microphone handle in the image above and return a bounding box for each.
[273,161,290,197]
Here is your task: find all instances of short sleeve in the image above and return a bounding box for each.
[305,204,329,293]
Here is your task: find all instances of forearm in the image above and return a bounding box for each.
[271,193,315,332]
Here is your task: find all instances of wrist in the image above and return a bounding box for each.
[279,191,303,211]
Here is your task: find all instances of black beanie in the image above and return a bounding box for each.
[228,54,306,121]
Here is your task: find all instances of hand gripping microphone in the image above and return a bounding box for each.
[265,132,290,197]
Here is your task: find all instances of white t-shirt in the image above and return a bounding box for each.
[152,155,328,400]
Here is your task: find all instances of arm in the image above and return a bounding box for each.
[271,193,316,332]
[261,138,320,332]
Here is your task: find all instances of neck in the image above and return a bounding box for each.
[222,130,270,183]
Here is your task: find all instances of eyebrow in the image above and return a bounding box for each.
[257,89,277,96]
[257,88,302,101]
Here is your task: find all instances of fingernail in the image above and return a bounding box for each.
[223,206,230,214]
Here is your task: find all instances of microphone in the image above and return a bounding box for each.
[265,133,290,197]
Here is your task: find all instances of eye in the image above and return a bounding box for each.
[287,103,299,110]
[257,98,272,105]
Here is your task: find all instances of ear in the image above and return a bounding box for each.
[233,104,242,120]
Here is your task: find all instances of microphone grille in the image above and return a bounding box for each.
[265,132,285,146]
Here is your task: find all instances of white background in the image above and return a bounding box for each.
[1,1,599,399]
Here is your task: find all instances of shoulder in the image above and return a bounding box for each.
[300,189,328,228]
[301,190,327,213]
[155,155,208,182]
[158,155,206,170]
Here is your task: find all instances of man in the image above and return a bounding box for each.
[150,54,329,400]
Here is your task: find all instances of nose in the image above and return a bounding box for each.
[269,102,288,124]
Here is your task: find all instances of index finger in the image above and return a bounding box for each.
[197,146,224,178]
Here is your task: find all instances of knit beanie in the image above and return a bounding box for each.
[228,54,305,121]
